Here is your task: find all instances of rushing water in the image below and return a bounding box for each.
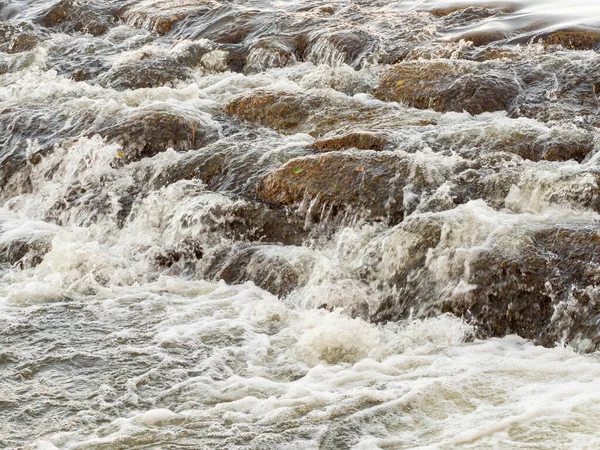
[2,0,600,448]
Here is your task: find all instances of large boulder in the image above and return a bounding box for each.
[225,90,437,136]
[256,152,411,225]
[444,226,600,350]
[37,0,120,36]
[94,110,219,164]
[375,59,520,115]
[366,208,600,351]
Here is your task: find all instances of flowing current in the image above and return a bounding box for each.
[3,0,600,448]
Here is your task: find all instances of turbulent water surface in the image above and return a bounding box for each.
[2,0,600,448]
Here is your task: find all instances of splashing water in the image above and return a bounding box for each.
[2,0,600,448]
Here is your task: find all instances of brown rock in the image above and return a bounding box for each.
[38,0,119,36]
[375,59,520,115]
[444,226,600,349]
[98,56,192,90]
[225,90,437,136]
[204,245,314,298]
[368,213,600,351]
[424,120,595,163]
[95,110,218,164]
[0,237,52,269]
[536,28,600,51]
[0,23,37,54]
[309,132,388,152]
[256,152,410,225]
[117,0,213,35]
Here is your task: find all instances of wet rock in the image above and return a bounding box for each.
[155,237,204,269]
[513,53,600,124]
[367,212,600,351]
[375,59,520,115]
[0,23,38,54]
[244,39,297,72]
[95,110,219,164]
[225,90,437,136]
[428,3,517,18]
[535,28,600,50]
[0,106,96,192]
[219,201,310,245]
[303,29,379,69]
[0,238,52,269]
[439,7,512,45]
[309,132,389,152]
[181,8,274,44]
[117,0,213,35]
[424,119,596,163]
[225,91,322,133]
[205,244,314,298]
[443,226,600,349]
[38,0,119,36]
[98,55,192,90]
[257,152,411,225]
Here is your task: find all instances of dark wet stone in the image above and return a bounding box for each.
[98,56,192,90]
[180,8,273,44]
[0,22,38,54]
[428,3,518,17]
[424,121,596,163]
[257,152,410,225]
[37,0,119,36]
[0,238,52,269]
[513,54,600,124]
[94,110,219,164]
[244,39,297,72]
[534,28,600,51]
[375,59,520,115]
[155,238,204,268]
[303,29,379,69]
[225,91,324,133]
[0,106,96,191]
[309,132,389,152]
[117,1,214,35]
[219,201,310,245]
[225,91,437,136]
[205,244,313,298]
[444,226,600,350]
[368,215,600,351]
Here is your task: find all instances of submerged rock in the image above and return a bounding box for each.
[367,209,600,351]
[375,59,520,115]
[445,226,600,350]
[117,0,214,35]
[309,132,389,152]
[205,244,314,298]
[535,28,600,50]
[225,90,437,136]
[98,56,192,90]
[0,237,52,269]
[0,22,38,54]
[95,110,219,164]
[37,0,119,36]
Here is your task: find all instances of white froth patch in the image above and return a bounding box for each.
[295,311,381,365]
[133,408,178,426]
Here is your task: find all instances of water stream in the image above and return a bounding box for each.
[2,0,600,448]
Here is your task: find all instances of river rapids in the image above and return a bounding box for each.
[2,0,600,448]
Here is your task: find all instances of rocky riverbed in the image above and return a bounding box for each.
[2,0,600,448]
